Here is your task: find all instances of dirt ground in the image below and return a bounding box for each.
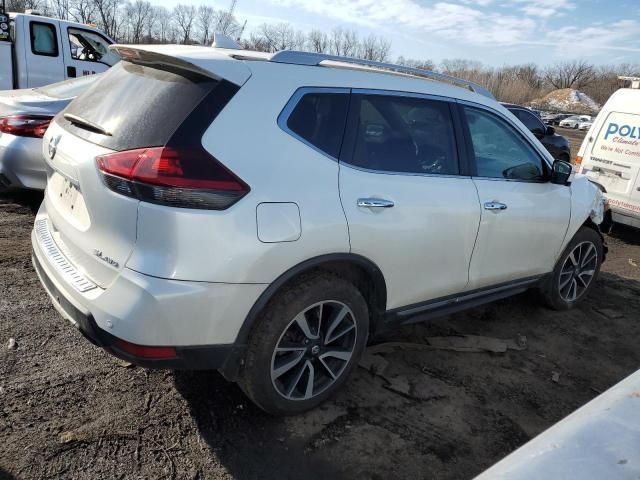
[1,168,640,479]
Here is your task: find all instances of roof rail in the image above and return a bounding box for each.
[270,50,495,100]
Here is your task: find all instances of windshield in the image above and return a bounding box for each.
[36,74,101,99]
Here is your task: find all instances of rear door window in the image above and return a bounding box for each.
[59,61,220,151]
[343,93,459,175]
[284,90,350,159]
[30,21,58,57]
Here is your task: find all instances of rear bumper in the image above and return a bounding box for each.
[31,209,267,373]
[32,250,245,370]
[0,133,47,190]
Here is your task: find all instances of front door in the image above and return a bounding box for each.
[339,91,481,310]
[62,26,117,79]
[460,104,571,289]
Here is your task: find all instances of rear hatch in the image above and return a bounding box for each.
[41,49,249,288]
[582,111,640,209]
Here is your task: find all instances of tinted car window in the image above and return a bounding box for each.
[60,61,219,151]
[346,94,458,175]
[513,109,545,135]
[464,106,544,181]
[286,92,349,159]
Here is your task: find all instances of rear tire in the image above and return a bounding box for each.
[540,226,603,310]
[240,273,369,415]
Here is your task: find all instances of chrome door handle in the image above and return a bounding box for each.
[484,202,507,211]
[357,198,395,208]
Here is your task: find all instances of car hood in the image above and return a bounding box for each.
[0,88,72,117]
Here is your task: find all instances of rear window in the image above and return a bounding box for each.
[60,61,219,151]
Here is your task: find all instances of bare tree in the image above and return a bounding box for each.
[196,5,215,45]
[214,1,240,36]
[143,5,158,42]
[69,0,95,24]
[307,29,329,53]
[49,0,70,20]
[358,34,390,61]
[174,4,196,44]
[330,27,358,57]
[7,0,47,13]
[544,60,596,90]
[92,0,122,39]
[396,56,436,71]
[125,0,152,43]
[257,22,303,52]
[154,6,171,43]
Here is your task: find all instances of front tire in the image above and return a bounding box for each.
[540,227,603,310]
[240,273,369,415]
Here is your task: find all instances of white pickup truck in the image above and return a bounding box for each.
[0,11,118,90]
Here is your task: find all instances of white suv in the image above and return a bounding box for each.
[32,45,607,415]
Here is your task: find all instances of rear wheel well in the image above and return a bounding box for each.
[239,256,387,345]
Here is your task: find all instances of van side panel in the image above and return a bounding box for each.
[580,99,640,223]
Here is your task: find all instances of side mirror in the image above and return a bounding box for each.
[546,126,556,135]
[550,159,573,186]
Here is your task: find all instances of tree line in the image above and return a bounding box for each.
[7,0,640,107]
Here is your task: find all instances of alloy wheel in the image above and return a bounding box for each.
[270,300,357,401]
[558,241,598,302]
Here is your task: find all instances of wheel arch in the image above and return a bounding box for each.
[236,253,388,347]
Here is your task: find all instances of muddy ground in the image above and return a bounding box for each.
[1,181,640,479]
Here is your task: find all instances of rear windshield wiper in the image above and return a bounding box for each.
[63,113,112,136]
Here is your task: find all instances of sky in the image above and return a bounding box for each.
[166,0,640,66]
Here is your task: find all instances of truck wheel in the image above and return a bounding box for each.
[240,273,369,415]
[540,227,603,310]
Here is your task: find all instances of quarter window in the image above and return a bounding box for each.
[345,94,458,175]
[286,92,350,159]
[30,22,58,57]
[464,106,545,181]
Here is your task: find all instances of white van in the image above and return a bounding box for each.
[0,12,118,90]
[577,79,640,229]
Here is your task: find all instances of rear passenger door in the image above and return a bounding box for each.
[459,104,570,289]
[339,91,481,311]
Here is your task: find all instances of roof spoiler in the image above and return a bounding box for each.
[109,45,221,82]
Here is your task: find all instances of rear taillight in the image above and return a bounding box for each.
[0,115,53,138]
[96,146,249,209]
